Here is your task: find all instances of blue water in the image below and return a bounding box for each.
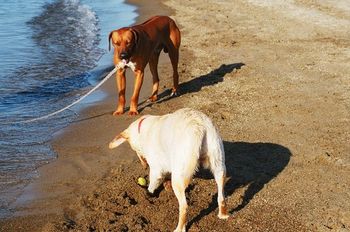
[0,0,137,217]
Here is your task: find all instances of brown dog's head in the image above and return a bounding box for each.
[109,27,139,63]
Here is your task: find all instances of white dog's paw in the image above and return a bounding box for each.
[146,188,157,198]
[173,227,186,232]
[147,186,154,193]
[218,212,230,219]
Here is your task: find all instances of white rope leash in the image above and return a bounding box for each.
[15,66,118,124]
[4,60,136,124]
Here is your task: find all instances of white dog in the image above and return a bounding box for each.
[109,108,229,232]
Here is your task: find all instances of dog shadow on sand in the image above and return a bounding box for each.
[75,62,244,121]
[187,141,291,229]
[138,62,245,111]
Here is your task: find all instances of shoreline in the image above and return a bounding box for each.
[0,0,174,230]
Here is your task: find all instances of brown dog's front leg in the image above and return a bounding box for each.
[114,69,126,116]
[129,70,144,115]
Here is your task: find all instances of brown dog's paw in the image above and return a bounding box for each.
[170,89,178,97]
[128,110,139,116]
[148,94,158,102]
[113,109,124,116]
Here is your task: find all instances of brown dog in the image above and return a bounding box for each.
[109,15,181,115]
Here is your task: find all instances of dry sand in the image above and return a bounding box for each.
[1,0,349,231]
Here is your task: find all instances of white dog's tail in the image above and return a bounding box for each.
[195,114,226,174]
[206,128,226,174]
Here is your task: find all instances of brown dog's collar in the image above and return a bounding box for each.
[138,117,146,134]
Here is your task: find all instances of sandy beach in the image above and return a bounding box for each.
[1,0,350,231]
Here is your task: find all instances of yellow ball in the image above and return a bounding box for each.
[137,177,147,186]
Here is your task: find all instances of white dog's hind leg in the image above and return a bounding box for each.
[172,176,189,232]
[213,168,229,219]
[206,127,229,219]
[147,169,163,194]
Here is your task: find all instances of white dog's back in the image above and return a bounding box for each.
[163,108,225,176]
[132,108,225,177]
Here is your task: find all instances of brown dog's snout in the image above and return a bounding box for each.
[119,52,129,60]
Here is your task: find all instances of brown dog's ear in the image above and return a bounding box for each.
[130,28,139,48]
[108,31,114,51]
[109,133,127,149]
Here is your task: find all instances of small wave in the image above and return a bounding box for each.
[28,0,100,45]
[27,0,104,71]
[0,0,106,118]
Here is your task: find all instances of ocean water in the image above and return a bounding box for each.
[0,0,137,217]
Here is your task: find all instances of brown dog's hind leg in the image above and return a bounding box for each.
[149,51,161,102]
[169,47,179,96]
[168,26,181,96]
